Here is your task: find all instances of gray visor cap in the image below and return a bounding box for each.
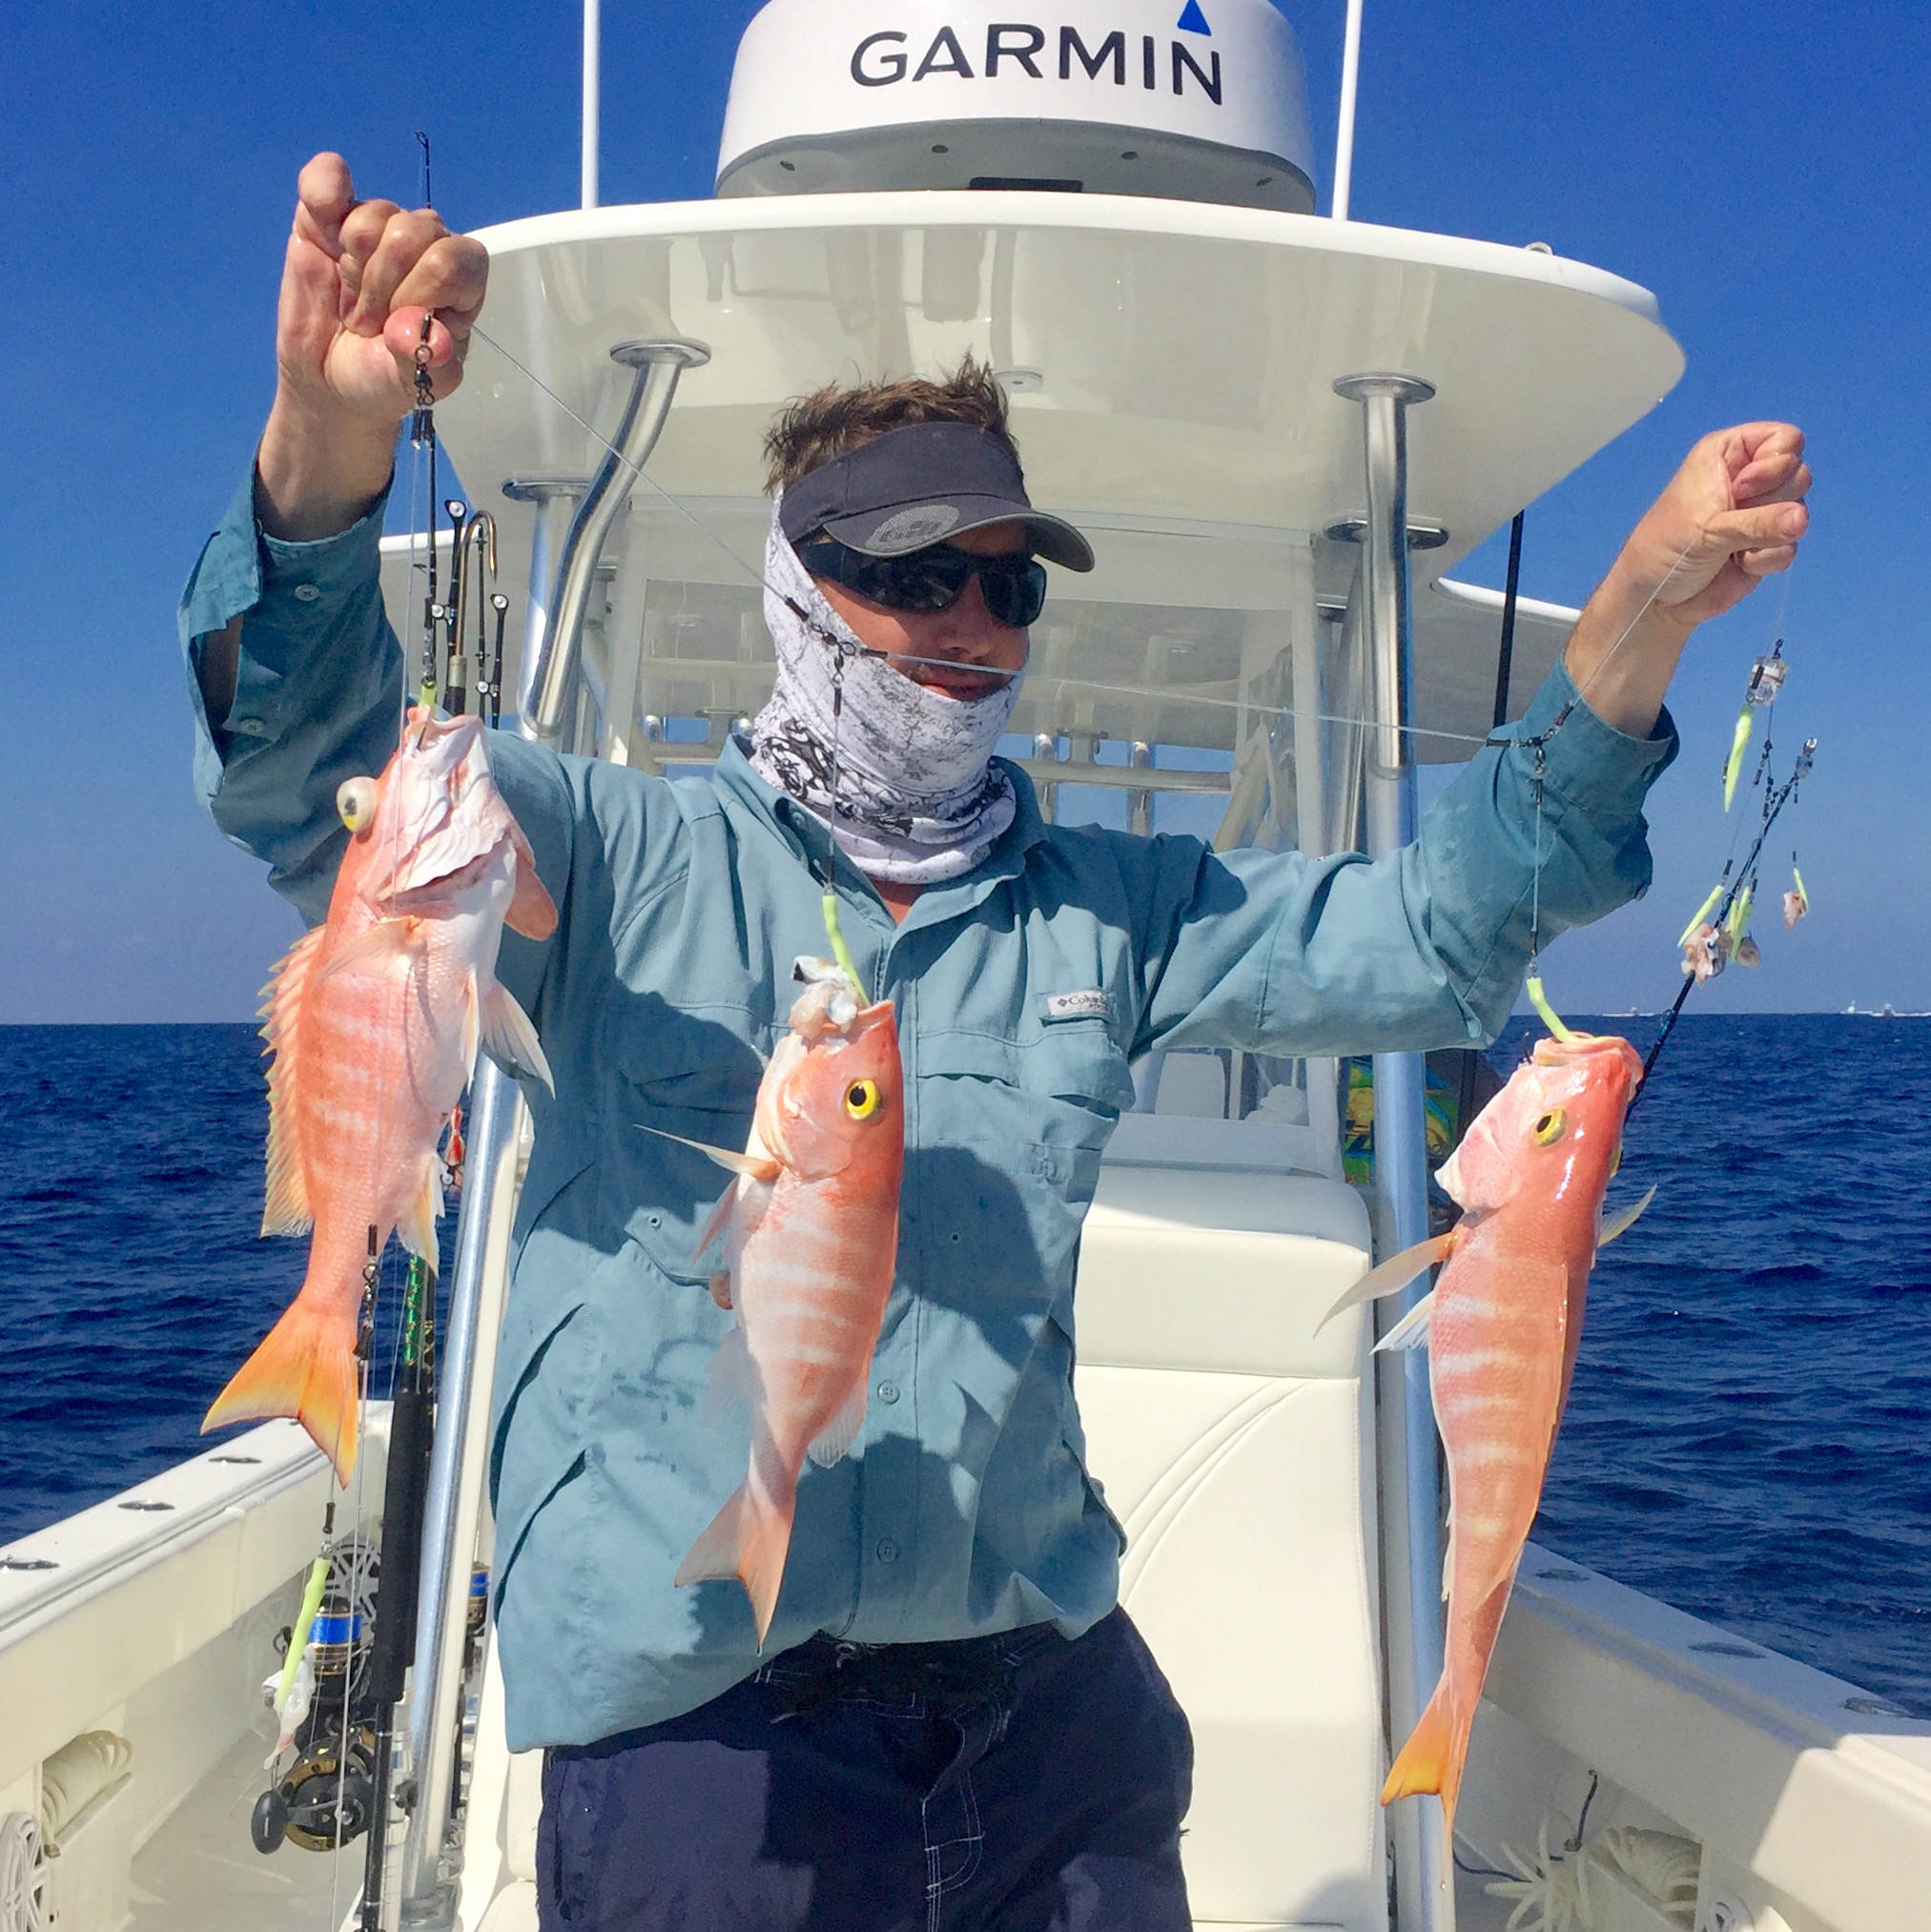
[778,421,1095,572]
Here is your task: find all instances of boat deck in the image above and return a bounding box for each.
[130,1730,364,1932]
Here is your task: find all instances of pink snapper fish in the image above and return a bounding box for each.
[203,709,556,1482]
[1325,1032,1650,1833]
[666,963,904,1644]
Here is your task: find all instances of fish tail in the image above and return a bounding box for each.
[674,1470,796,1648]
[201,1296,359,1486]
[1382,1677,1469,1836]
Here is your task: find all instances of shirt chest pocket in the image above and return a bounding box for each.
[918,1022,1136,1163]
[604,1003,767,1121]
[602,1007,767,1283]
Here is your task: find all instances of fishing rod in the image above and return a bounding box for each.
[1633,730,1816,1098]
[358,1253,439,1932]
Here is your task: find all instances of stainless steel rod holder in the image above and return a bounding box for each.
[503,475,589,735]
[515,338,710,748]
[1335,370,1453,1932]
[396,1060,522,1922]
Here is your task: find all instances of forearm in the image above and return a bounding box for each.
[1419,664,1675,1035]
[1561,559,1696,739]
[1136,665,1677,1059]
[179,470,404,924]
[1561,421,1812,735]
[257,384,399,542]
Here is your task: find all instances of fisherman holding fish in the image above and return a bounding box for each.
[185,157,1810,1932]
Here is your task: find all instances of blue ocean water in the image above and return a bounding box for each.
[2,1018,1926,1714]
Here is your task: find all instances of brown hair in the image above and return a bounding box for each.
[762,353,1017,494]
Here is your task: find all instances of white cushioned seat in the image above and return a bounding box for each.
[1074,1161,1386,1931]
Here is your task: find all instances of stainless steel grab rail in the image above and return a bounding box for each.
[1334,369,1454,1932]
[514,337,711,748]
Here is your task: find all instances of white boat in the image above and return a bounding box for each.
[5,6,1926,1931]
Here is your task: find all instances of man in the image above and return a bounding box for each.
[185,156,1809,1931]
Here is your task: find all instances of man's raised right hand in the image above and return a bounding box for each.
[257,153,489,542]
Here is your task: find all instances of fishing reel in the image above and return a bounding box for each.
[252,1537,382,1856]
[253,1715,380,1854]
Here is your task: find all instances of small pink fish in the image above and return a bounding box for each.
[1325,1032,1648,1832]
[204,710,556,1482]
[671,965,904,1644]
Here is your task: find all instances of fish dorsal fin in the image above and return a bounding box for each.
[506,825,559,941]
[1317,1232,1456,1333]
[639,1124,783,1182]
[807,1377,870,1470]
[1597,1184,1657,1249]
[258,925,329,1238]
[478,976,556,1093]
[1373,1289,1437,1355]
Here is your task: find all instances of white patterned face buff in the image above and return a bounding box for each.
[747,499,1023,885]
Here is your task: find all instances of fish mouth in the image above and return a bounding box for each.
[1530,1031,1645,1085]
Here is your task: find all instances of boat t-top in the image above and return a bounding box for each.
[2,5,1925,1930]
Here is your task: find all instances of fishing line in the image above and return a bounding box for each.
[1633,728,1814,1100]
[462,319,1716,778]
[461,314,1797,1066]
[1513,532,1701,1042]
[464,319,1525,754]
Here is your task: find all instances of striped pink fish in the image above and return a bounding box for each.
[203,709,555,1482]
[1326,1032,1649,1831]
[670,966,904,1644]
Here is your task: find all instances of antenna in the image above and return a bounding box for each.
[582,0,601,210]
[1332,0,1365,219]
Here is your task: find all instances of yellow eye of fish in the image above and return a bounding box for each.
[844,1079,880,1120]
[337,776,379,835]
[1533,1108,1567,1146]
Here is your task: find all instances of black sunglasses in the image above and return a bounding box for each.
[795,535,1049,630]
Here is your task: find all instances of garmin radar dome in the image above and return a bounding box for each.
[716,0,1316,212]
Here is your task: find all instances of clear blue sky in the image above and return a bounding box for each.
[2,1,1925,1021]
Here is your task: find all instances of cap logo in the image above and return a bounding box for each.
[872,504,961,549]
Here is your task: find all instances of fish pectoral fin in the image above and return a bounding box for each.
[1597,1184,1658,1249]
[315,917,421,984]
[505,826,560,941]
[1317,1233,1456,1333]
[397,1152,444,1262]
[479,976,555,1094]
[696,1183,739,1260]
[1373,1290,1437,1355]
[638,1125,782,1182]
[807,1379,871,1470]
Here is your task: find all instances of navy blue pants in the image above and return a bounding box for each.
[537,1608,1194,1930]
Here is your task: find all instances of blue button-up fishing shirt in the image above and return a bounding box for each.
[180,473,1675,1749]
